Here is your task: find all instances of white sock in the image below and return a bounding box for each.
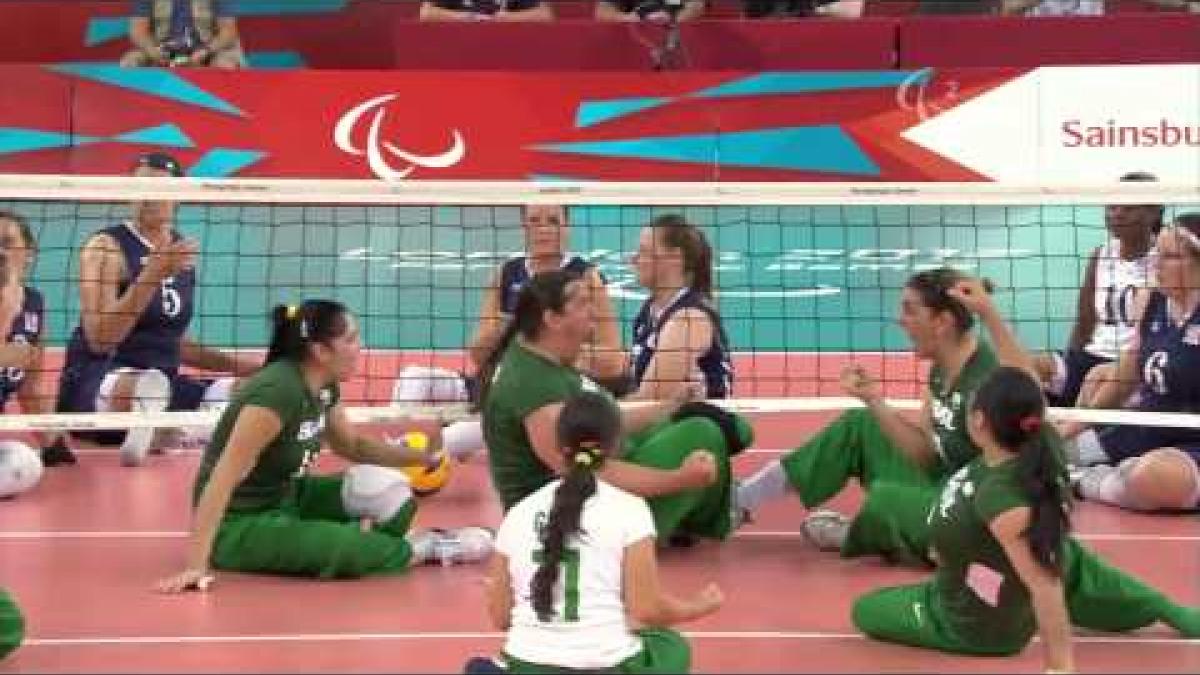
[1047,352,1068,397]
[736,460,791,513]
[1072,429,1111,466]
[442,419,485,462]
[1077,458,1146,510]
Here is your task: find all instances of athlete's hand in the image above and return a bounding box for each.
[840,363,882,404]
[691,582,724,618]
[156,568,215,594]
[1053,417,1086,441]
[945,277,996,317]
[679,450,717,489]
[143,239,199,282]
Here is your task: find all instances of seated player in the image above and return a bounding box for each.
[0,211,70,465]
[470,391,722,674]
[854,367,1200,665]
[480,269,753,544]
[1033,172,1162,408]
[157,300,493,592]
[627,214,732,402]
[55,153,259,467]
[1066,213,1200,512]
[394,203,624,464]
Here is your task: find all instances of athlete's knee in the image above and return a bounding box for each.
[1127,449,1199,510]
[341,465,415,523]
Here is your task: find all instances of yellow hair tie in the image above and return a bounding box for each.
[573,451,594,467]
[286,305,298,319]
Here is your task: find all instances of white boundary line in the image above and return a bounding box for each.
[21,631,1198,648]
[1,530,1195,542]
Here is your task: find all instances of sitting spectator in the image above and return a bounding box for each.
[744,0,861,17]
[419,0,553,21]
[596,0,706,22]
[120,0,245,69]
[1002,0,1103,15]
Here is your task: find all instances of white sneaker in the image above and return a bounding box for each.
[1070,464,1116,502]
[410,527,495,566]
[120,370,171,467]
[801,509,851,552]
[730,480,753,531]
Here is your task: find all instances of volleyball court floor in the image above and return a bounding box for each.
[1,356,1197,673]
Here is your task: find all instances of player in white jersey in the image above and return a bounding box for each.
[1035,172,1162,407]
[470,391,722,674]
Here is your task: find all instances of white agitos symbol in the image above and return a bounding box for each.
[334,94,466,180]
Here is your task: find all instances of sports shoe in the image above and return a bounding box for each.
[411,527,494,566]
[1069,463,1116,502]
[120,370,171,467]
[801,509,851,552]
[40,438,77,467]
[729,480,753,531]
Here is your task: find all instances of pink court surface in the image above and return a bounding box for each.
[0,354,1197,673]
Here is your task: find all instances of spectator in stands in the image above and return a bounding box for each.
[120,0,245,69]
[743,0,861,17]
[596,0,706,22]
[419,0,554,21]
[1002,0,1103,15]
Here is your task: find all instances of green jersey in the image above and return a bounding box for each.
[927,340,998,476]
[927,457,1036,651]
[482,339,619,511]
[193,360,341,512]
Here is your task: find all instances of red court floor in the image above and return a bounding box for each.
[1,412,1197,673]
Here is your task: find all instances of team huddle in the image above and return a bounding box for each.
[1,158,1198,673]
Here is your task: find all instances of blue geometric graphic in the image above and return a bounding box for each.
[188,148,266,177]
[112,124,195,148]
[231,0,348,14]
[245,51,306,68]
[694,71,927,100]
[576,97,672,129]
[49,64,244,117]
[0,129,100,156]
[571,70,929,128]
[85,17,130,47]
[535,126,880,176]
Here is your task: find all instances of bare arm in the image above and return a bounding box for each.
[1066,251,1099,352]
[420,2,480,20]
[948,278,1037,377]
[128,16,164,61]
[1000,0,1042,14]
[468,270,507,371]
[628,308,711,402]
[617,397,683,435]
[623,537,722,626]
[497,2,554,20]
[16,344,62,447]
[484,553,514,630]
[207,17,239,52]
[324,404,434,468]
[990,508,1073,673]
[595,1,637,20]
[843,364,938,467]
[78,234,196,355]
[525,403,709,498]
[577,268,626,381]
[677,0,705,20]
[180,337,258,376]
[158,405,280,591]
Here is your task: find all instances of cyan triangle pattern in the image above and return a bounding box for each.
[112,123,195,148]
[231,0,348,14]
[535,126,880,176]
[695,71,929,100]
[85,17,130,46]
[0,129,101,155]
[575,97,673,128]
[49,64,243,117]
[188,148,266,177]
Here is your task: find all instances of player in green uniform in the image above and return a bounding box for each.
[0,588,22,661]
[158,300,493,593]
[480,268,753,542]
[854,366,1200,668]
[736,267,1021,562]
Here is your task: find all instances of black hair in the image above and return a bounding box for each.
[651,214,715,299]
[265,300,350,366]
[904,267,994,335]
[477,269,580,407]
[530,391,621,622]
[134,152,184,177]
[971,366,1071,575]
[1118,171,1165,233]
[0,210,36,287]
